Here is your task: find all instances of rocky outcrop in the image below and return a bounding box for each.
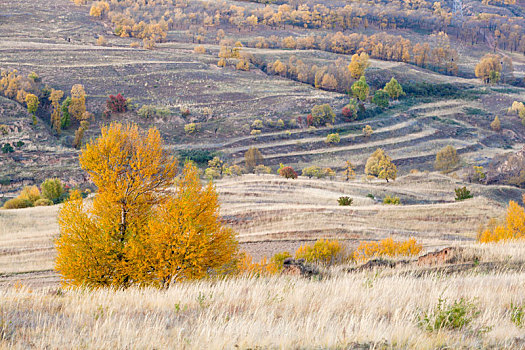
[281,258,320,278]
[417,247,463,266]
[486,146,525,187]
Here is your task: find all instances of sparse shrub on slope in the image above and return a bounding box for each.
[383,195,401,205]
[106,93,127,113]
[454,187,473,201]
[338,196,353,206]
[325,133,340,144]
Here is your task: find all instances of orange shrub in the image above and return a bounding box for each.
[353,237,422,262]
[237,252,279,276]
[478,200,525,243]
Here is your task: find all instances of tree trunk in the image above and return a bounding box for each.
[119,206,127,242]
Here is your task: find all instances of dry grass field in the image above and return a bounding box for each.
[3,240,525,348]
[2,174,525,348]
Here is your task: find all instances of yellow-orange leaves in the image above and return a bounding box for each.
[56,123,237,288]
[353,237,422,262]
[478,200,525,243]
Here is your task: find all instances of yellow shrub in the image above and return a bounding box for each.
[353,237,422,262]
[18,185,41,204]
[478,200,525,243]
[295,239,346,265]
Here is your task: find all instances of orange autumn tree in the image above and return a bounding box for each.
[55,122,238,288]
[478,198,525,243]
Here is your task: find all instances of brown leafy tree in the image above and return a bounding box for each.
[434,145,460,173]
[245,147,264,172]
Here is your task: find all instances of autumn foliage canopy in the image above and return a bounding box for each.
[55,123,238,288]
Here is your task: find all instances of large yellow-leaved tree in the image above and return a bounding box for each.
[55,123,238,288]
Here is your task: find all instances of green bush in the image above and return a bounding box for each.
[3,198,33,209]
[60,97,71,129]
[184,123,199,135]
[1,143,14,154]
[366,193,375,200]
[310,104,335,127]
[41,178,65,204]
[455,187,473,201]
[338,196,353,206]
[325,133,340,144]
[138,105,170,119]
[178,149,215,165]
[34,198,54,206]
[511,303,525,328]
[383,195,400,205]
[417,298,481,332]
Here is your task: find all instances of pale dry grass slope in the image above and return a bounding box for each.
[1,244,525,349]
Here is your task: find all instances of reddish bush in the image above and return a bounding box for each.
[182,109,191,117]
[306,114,313,127]
[106,93,127,113]
[342,106,355,121]
[279,166,298,179]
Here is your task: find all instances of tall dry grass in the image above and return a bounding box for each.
[2,246,525,349]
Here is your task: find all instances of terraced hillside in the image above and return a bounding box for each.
[209,98,522,173]
[2,0,525,198]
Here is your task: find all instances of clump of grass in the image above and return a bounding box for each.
[455,187,473,201]
[510,302,525,328]
[338,196,353,206]
[383,195,400,205]
[417,297,481,332]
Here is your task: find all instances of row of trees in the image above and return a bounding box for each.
[0,70,92,146]
[78,0,525,56]
[220,30,459,77]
